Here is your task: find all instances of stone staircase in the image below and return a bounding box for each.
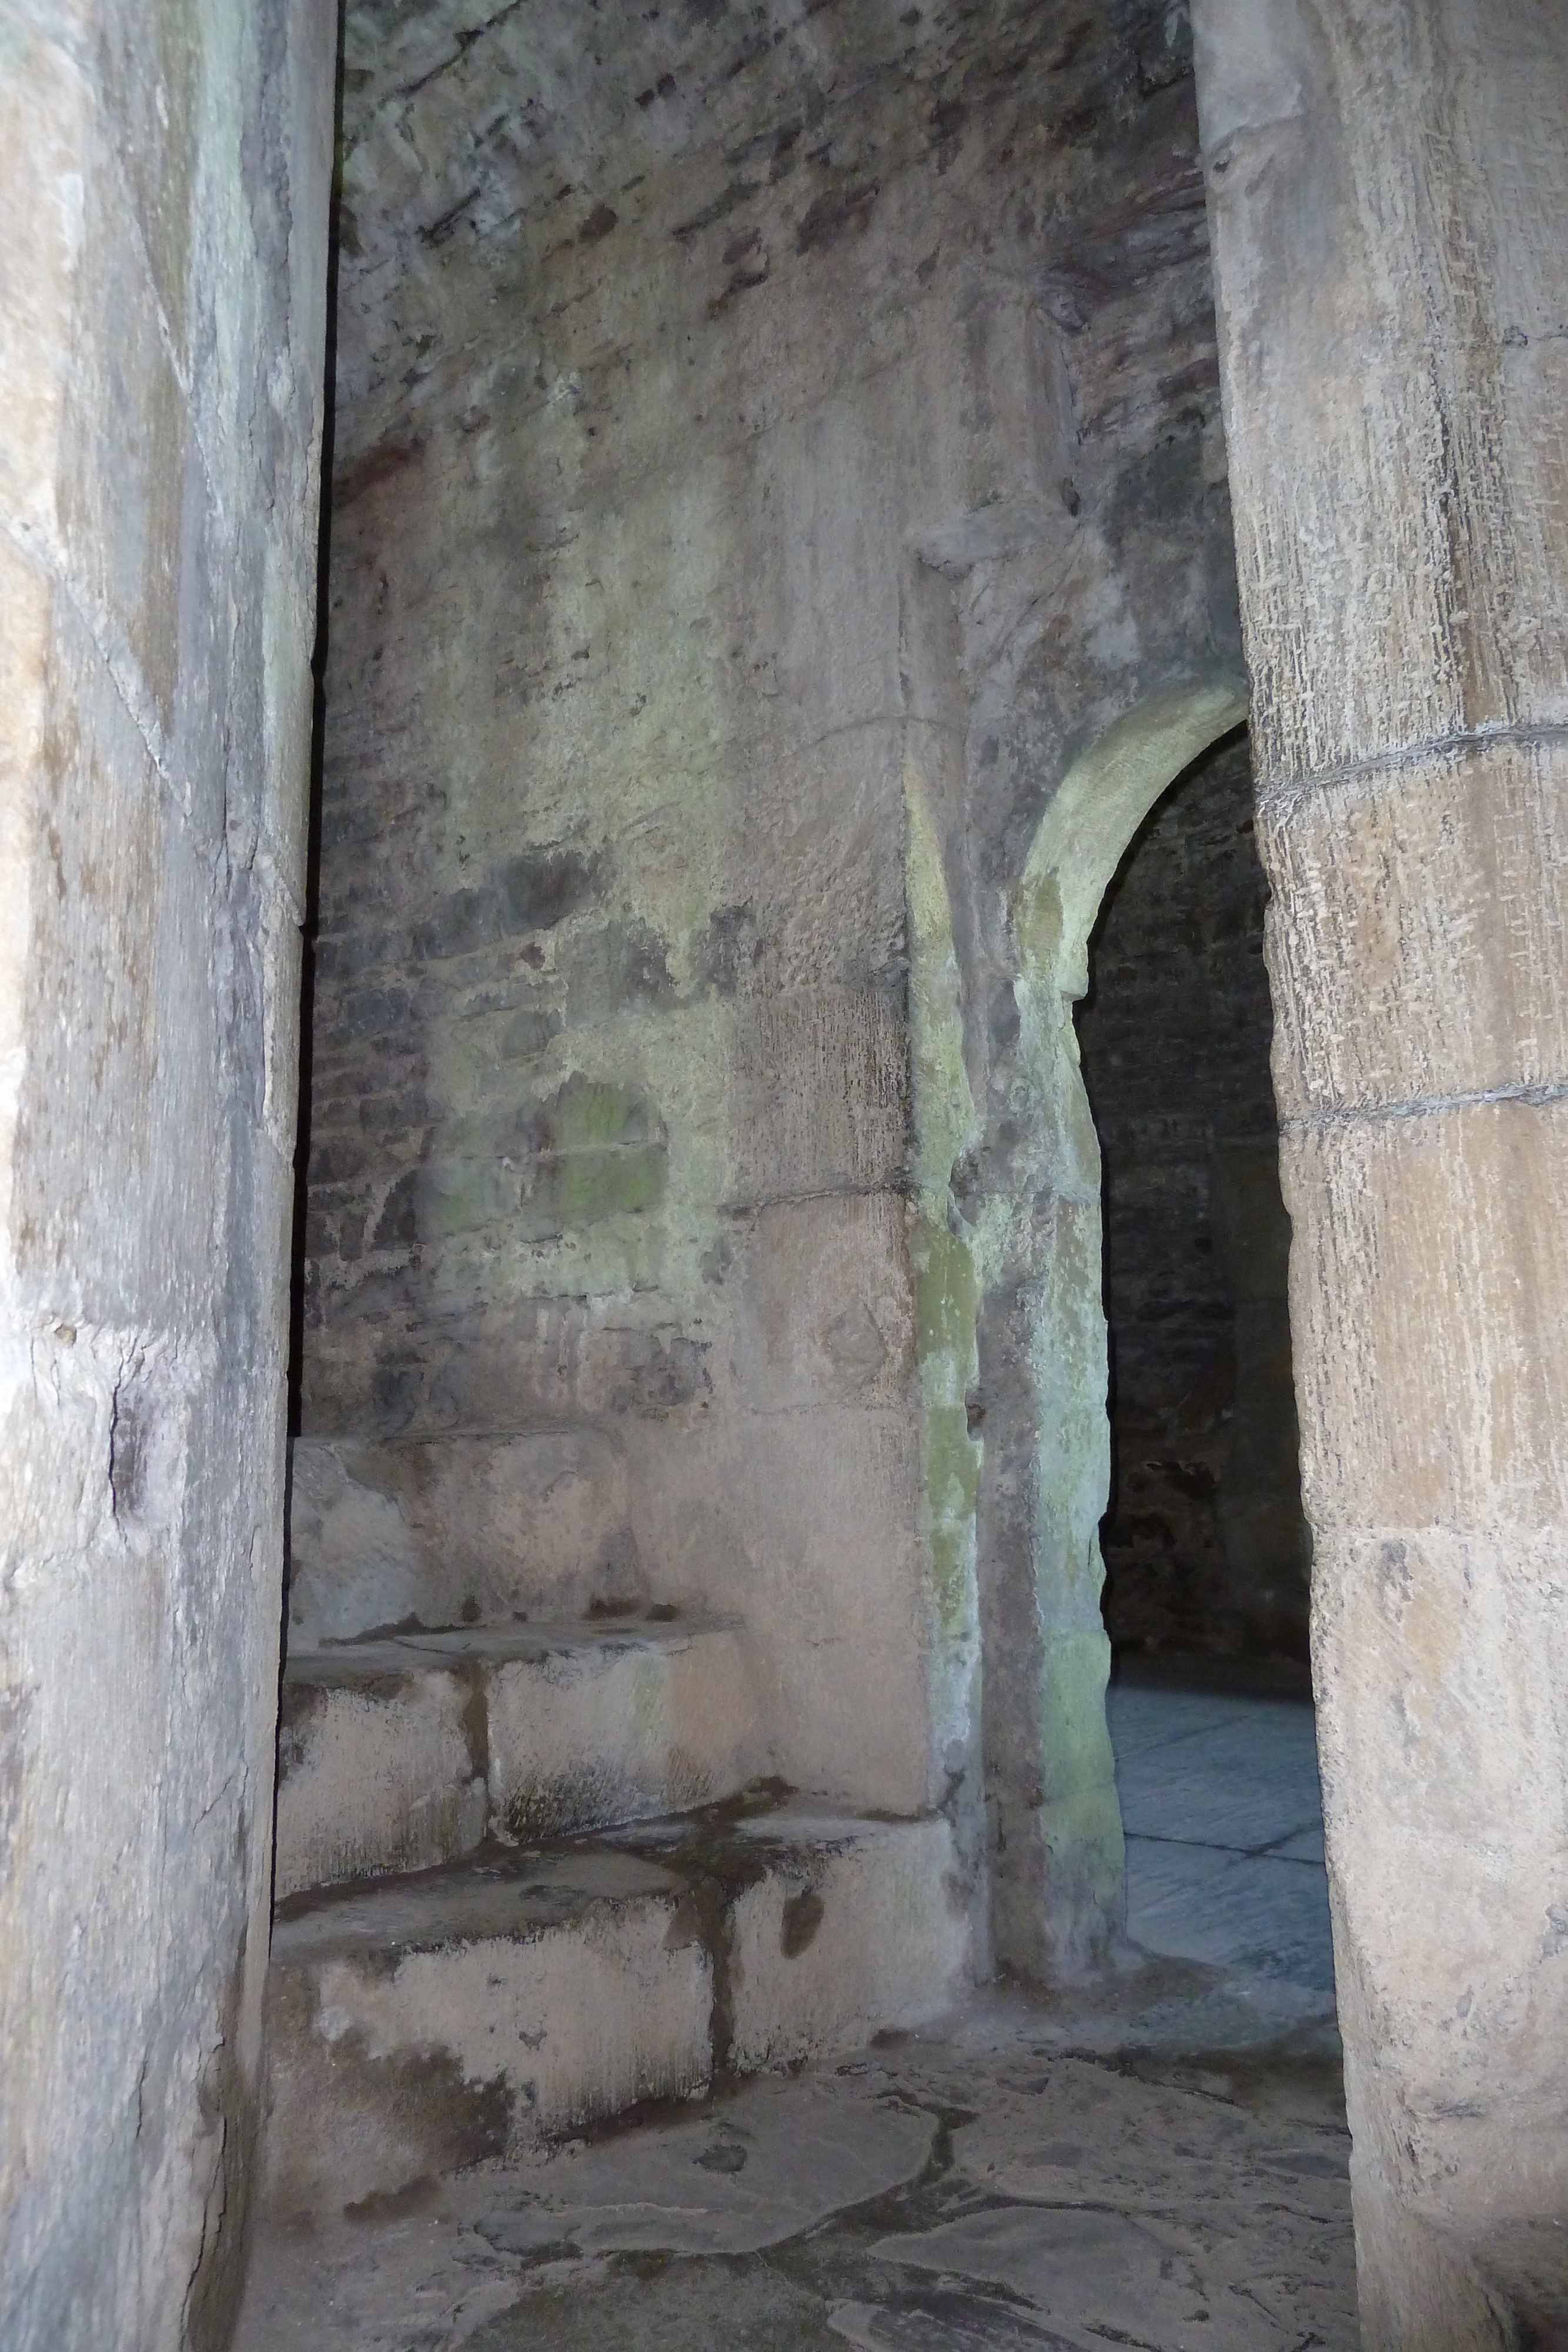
[262,1612,969,2220]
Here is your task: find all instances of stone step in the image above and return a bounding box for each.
[274,1617,764,1898]
[262,1798,969,2220]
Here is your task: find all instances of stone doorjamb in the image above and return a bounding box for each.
[979,676,1249,1978]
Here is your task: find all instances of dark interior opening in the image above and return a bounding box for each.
[1076,729,1332,2004]
[1077,723,1311,1689]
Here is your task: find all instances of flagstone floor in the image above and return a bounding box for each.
[236,1684,1352,2352]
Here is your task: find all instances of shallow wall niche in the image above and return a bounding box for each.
[980,678,1248,1978]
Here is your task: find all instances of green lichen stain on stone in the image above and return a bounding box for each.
[520,1074,670,1233]
[537,1074,663,1155]
[406,455,740,1314]
[999,691,1246,1964]
[914,1211,978,1369]
[905,759,981,1773]
[1039,1619,1126,1935]
[905,771,975,1217]
[1039,1622,1121,1808]
[912,1221,981,1653]
[556,1142,668,1225]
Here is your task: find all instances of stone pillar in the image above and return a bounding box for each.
[0,2,332,2344]
[1194,1,1568,2340]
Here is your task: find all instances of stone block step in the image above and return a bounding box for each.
[262,1798,969,2220]
[274,1617,764,1898]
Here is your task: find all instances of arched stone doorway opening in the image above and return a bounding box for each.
[1081,726,1311,1672]
[977,678,1259,1979]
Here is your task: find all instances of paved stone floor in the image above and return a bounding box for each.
[1109,1681,1336,1999]
[236,1690,1353,2352]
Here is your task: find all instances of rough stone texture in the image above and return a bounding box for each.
[236,1976,1355,2352]
[1076,729,1309,1663]
[486,1619,763,1842]
[264,1801,969,2220]
[277,1643,489,1900]
[264,1848,715,2220]
[275,1618,765,1896]
[0,2,332,2346]
[1195,0,1568,2340]
[724,1811,969,2074]
[299,0,1249,1983]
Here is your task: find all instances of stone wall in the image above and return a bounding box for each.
[299,0,1246,1969]
[0,2,332,2344]
[1077,727,1310,1665]
[1195,0,1568,2339]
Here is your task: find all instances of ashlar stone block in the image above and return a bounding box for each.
[1260,737,1568,1121]
[1281,1095,1568,1536]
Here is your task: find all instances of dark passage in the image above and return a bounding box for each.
[1076,728,1311,1673]
[1077,729,1333,2005]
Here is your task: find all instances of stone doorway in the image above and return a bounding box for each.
[979,681,1335,2020]
[981,680,1275,1976]
[1079,726,1310,1678]
[1075,719,1330,2007]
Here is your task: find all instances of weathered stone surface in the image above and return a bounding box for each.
[486,1622,764,1843]
[1197,0,1568,781]
[978,683,1253,1974]
[265,1802,968,2219]
[297,0,1249,1980]
[1260,737,1568,1122]
[277,1645,488,1900]
[289,1431,648,1639]
[264,1850,713,2219]
[0,0,332,2343]
[724,1811,969,2073]
[21,0,1568,2340]
[1282,1097,1568,1536]
[235,1979,1356,2352]
[274,1618,767,1896]
[1196,0,1568,2337]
